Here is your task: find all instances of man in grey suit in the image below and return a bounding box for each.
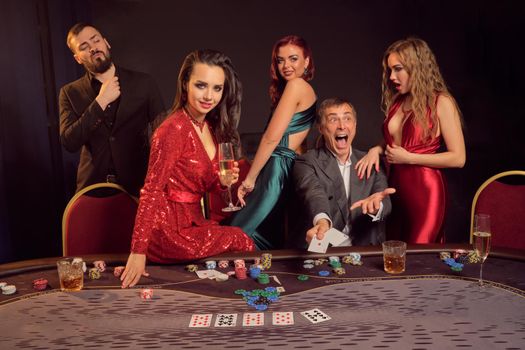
[292,97,395,247]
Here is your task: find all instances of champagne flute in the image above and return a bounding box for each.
[218,143,241,212]
[472,213,491,287]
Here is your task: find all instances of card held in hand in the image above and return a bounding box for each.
[307,235,330,253]
[325,228,349,247]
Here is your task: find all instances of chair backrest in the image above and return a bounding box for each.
[62,183,139,256]
[470,170,525,249]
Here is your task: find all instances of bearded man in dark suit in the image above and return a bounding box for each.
[59,23,165,196]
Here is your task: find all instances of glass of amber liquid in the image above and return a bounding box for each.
[57,258,84,291]
[382,240,407,274]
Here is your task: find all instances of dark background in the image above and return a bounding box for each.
[0,0,523,263]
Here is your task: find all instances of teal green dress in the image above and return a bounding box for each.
[230,102,316,249]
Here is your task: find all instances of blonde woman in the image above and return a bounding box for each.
[356,37,465,243]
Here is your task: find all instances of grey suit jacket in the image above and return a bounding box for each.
[291,146,391,246]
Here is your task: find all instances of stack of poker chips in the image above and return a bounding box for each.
[303,260,315,269]
[93,260,106,272]
[140,288,153,300]
[218,260,229,269]
[249,266,262,279]
[185,264,199,272]
[261,253,272,270]
[234,259,245,269]
[88,268,101,280]
[329,260,342,269]
[235,287,280,311]
[314,258,328,266]
[235,267,247,280]
[205,260,217,270]
[113,266,125,277]
[257,273,270,284]
[443,257,464,272]
[0,282,16,295]
[333,267,346,275]
[342,253,362,265]
[32,278,48,291]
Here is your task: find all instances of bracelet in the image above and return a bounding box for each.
[241,181,254,190]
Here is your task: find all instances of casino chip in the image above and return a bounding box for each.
[318,270,330,277]
[235,288,280,310]
[297,274,309,281]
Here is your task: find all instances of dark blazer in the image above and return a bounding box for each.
[291,146,392,247]
[59,67,165,196]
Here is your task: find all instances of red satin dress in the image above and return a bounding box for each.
[383,96,447,243]
[130,109,255,263]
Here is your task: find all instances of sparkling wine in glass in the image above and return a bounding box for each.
[473,213,491,287]
[218,143,241,212]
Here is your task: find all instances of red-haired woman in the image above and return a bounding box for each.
[230,35,317,249]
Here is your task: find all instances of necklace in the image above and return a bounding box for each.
[183,107,206,132]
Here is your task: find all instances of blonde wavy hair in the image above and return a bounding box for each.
[381,37,461,140]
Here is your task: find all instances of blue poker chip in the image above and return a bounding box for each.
[318,270,330,276]
[265,287,277,292]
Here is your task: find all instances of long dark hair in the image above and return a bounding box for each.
[170,49,242,152]
[269,35,314,108]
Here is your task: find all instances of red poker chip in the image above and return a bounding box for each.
[32,278,48,291]
[140,288,153,300]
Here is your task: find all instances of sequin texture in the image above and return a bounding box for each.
[131,109,255,262]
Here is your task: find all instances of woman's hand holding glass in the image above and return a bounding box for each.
[218,143,241,212]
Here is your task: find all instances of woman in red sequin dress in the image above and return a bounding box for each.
[121,50,254,287]
[355,38,466,243]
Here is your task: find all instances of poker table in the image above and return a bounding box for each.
[1,244,524,350]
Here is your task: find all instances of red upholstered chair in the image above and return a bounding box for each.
[62,183,139,256]
[470,170,525,250]
[205,158,251,222]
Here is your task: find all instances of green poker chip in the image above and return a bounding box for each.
[297,274,309,281]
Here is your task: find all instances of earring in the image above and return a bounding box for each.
[303,67,308,77]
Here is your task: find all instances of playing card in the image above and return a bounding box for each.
[276,286,286,293]
[300,308,331,324]
[242,312,264,326]
[189,314,213,327]
[272,311,294,325]
[214,313,237,327]
[325,228,349,247]
[307,235,330,253]
[196,270,216,279]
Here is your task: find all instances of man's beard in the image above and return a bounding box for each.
[84,51,113,74]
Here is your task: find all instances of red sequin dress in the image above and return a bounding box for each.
[130,109,255,263]
[383,96,447,243]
